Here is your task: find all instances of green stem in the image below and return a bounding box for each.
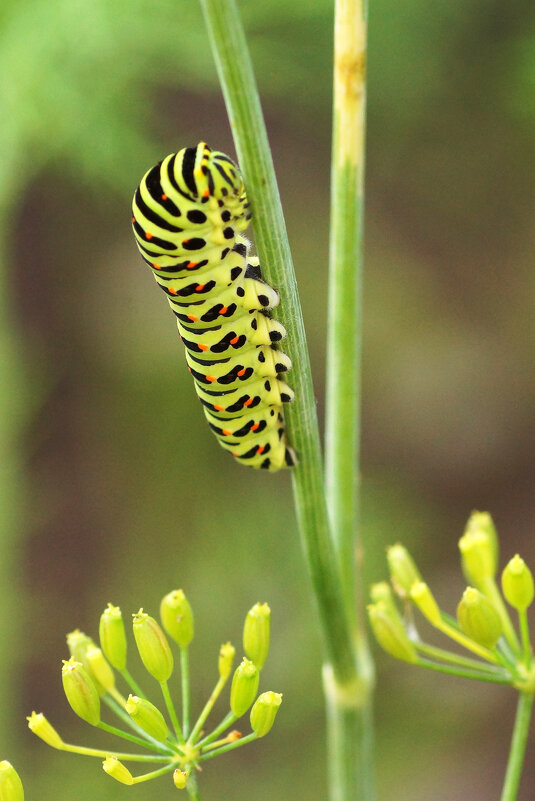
[198,732,257,761]
[518,610,531,665]
[120,668,146,699]
[186,773,202,801]
[200,0,355,689]
[160,680,185,744]
[500,692,534,801]
[97,721,169,752]
[188,675,226,744]
[132,762,178,784]
[181,646,190,737]
[197,711,236,748]
[60,742,171,762]
[417,659,514,685]
[324,2,374,799]
[414,641,511,676]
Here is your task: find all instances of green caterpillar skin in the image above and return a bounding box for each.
[132,142,296,471]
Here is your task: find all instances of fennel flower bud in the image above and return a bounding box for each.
[250,691,282,737]
[0,761,24,801]
[132,610,173,682]
[502,555,534,612]
[457,587,502,649]
[230,658,259,717]
[243,603,270,670]
[61,657,100,725]
[160,590,194,648]
[99,603,127,671]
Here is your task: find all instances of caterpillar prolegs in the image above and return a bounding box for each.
[131,143,296,471]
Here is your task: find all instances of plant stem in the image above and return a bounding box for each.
[160,680,185,744]
[200,0,355,687]
[188,675,226,744]
[500,691,534,801]
[186,773,202,801]
[120,668,146,699]
[324,2,375,799]
[414,641,510,676]
[103,695,176,754]
[417,658,514,686]
[181,646,190,737]
[197,711,237,748]
[198,732,257,761]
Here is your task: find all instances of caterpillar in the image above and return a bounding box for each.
[131,142,296,471]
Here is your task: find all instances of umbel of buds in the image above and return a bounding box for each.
[28,595,282,793]
[368,511,535,693]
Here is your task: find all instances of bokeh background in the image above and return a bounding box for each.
[1,1,535,799]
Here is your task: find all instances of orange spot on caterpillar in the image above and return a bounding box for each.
[182,239,190,245]
[214,404,225,411]
[132,217,136,223]
[203,190,210,198]
[206,375,217,383]
[232,451,239,457]
[145,232,153,240]
[237,368,246,377]
[219,306,228,315]
[187,262,198,270]
[257,446,265,454]
[198,344,208,351]
[244,397,253,407]
[222,429,232,436]
[195,284,205,292]
[187,315,198,322]
[230,336,239,345]
[251,423,259,431]
[153,263,162,270]
[187,367,191,373]
[161,194,168,200]
[168,287,178,295]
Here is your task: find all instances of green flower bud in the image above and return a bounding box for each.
[367,603,418,663]
[410,582,442,625]
[132,609,173,682]
[218,642,235,680]
[386,544,422,599]
[160,590,194,648]
[459,511,498,586]
[66,630,106,696]
[26,712,64,749]
[243,602,270,670]
[173,769,188,790]
[370,581,394,605]
[457,587,503,649]
[99,604,127,671]
[0,762,24,801]
[230,657,259,717]
[61,657,100,725]
[502,555,534,612]
[86,646,115,692]
[102,756,134,785]
[125,695,169,742]
[250,691,282,737]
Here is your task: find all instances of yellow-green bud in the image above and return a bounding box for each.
[62,657,101,725]
[102,756,134,785]
[218,642,235,680]
[502,555,534,612]
[0,762,24,801]
[410,582,442,625]
[459,511,498,586]
[160,590,194,648]
[86,646,115,692]
[367,603,418,663]
[370,582,394,605]
[173,770,188,789]
[230,657,259,717]
[133,610,174,682]
[66,631,106,696]
[243,603,270,670]
[26,712,64,749]
[457,587,503,649]
[99,604,127,671]
[386,544,422,599]
[126,695,169,741]
[250,691,282,737]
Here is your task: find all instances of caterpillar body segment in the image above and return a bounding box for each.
[132,142,296,471]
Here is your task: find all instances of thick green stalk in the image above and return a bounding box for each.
[324,1,375,799]
[500,692,534,801]
[199,0,356,686]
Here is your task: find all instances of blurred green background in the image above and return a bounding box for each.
[2,0,535,798]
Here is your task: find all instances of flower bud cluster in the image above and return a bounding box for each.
[368,511,535,690]
[27,594,282,792]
